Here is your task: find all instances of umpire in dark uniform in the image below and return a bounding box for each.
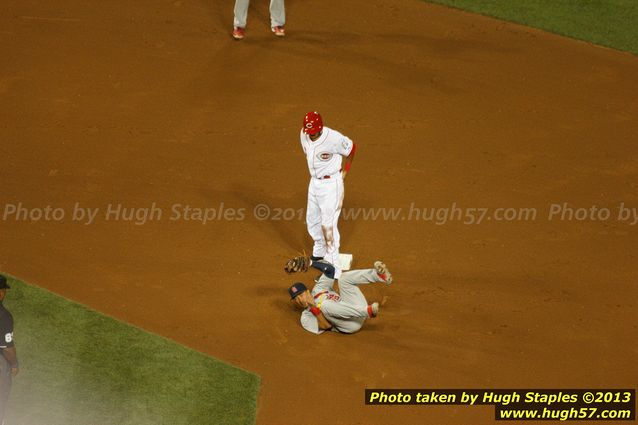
[0,275,18,424]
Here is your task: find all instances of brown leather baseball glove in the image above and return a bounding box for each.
[284,255,311,274]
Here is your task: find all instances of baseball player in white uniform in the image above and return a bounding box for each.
[300,111,356,280]
[288,260,393,334]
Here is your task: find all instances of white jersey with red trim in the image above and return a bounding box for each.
[299,126,353,179]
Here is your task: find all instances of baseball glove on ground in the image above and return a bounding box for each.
[284,255,311,274]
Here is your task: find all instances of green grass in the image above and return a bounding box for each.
[2,275,260,425]
[425,0,638,55]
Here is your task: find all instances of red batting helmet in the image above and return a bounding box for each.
[303,111,323,135]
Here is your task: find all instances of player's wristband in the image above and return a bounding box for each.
[344,162,351,172]
[309,306,321,316]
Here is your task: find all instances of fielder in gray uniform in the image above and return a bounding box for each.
[288,260,393,335]
[232,0,286,40]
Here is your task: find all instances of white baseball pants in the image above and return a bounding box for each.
[233,0,286,29]
[306,175,344,278]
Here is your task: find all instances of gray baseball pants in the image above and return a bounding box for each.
[233,0,286,29]
[0,356,12,424]
[314,268,384,333]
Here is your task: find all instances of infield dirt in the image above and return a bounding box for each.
[1,0,637,424]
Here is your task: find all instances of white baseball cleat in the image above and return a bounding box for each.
[368,302,379,318]
[374,261,393,285]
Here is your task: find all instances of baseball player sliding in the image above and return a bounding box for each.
[285,256,393,334]
[300,111,356,279]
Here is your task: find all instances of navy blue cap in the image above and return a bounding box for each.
[0,275,9,289]
[288,282,307,299]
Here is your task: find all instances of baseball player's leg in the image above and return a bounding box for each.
[341,268,387,286]
[333,317,365,334]
[337,269,379,308]
[312,274,335,293]
[0,355,11,424]
[337,265,391,308]
[233,0,250,28]
[320,299,368,333]
[306,183,327,259]
[322,300,369,320]
[321,265,392,333]
[329,313,366,334]
[321,178,344,278]
[269,0,285,27]
[327,178,343,273]
[329,207,342,274]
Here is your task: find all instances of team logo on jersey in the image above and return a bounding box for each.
[317,152,333,161]
[326,293,340,302]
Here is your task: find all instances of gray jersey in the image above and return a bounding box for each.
[299,268,384,334]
